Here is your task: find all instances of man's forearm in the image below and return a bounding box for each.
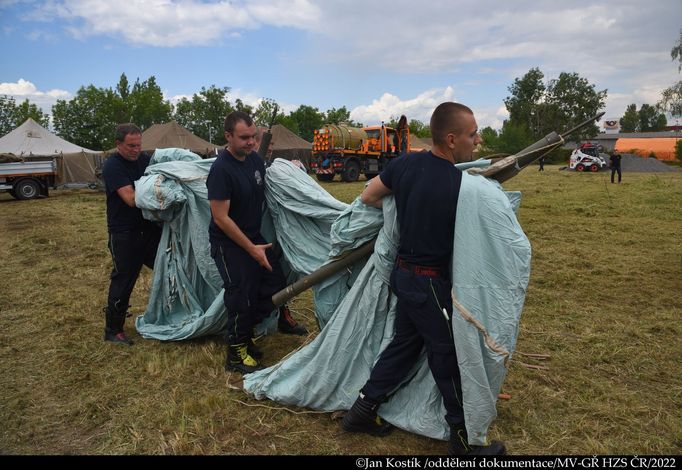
[215,215,256,256]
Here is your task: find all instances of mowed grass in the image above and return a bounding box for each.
[0,165,680,455]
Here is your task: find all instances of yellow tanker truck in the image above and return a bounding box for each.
[310,115,410,182]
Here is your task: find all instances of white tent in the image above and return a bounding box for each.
[0,118,98,155]
[0,118,103,186]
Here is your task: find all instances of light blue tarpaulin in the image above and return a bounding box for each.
[133,150,531,445]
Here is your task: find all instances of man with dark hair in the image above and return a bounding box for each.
[610,152,622,183]
[101,123,161,346]
[341,102,506,456]
[207,112,307,374]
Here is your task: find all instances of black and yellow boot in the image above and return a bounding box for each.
[448,426,506,455]
[247,336,263,361]
[341,393,393,437]
[225,343,264,374]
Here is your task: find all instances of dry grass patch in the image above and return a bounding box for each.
[1,167,680,454]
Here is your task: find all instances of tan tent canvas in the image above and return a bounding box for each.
[141,121,220,156]
[615,137,681,161]
[258,124,312,166]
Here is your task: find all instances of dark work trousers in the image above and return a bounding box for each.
[107,227,161,329]
[210,236,286,345]
[611,167,622,183]
[362,264,465,427]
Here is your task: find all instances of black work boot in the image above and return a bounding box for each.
[247,337,263,360]
[448,426,506,455]
[225,343,264,374]
[103,306,134,346]
[278,305,308,336]
[341,393,393,437]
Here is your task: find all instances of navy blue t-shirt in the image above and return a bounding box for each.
[102,151,154,233]
[380,151,462,267]
[207,149,266,243]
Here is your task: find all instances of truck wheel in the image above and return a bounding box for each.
[316,173,334,182]
[342,160,360,182]
[575,163,585,172]
[15,179,41,200]
[590,165,599,172]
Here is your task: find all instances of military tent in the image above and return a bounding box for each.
[141,121,220,157]
[259,124,312,166]
[0,118,103,186]
[614,137,681,161]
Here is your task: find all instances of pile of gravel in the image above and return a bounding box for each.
[617,153,679,172]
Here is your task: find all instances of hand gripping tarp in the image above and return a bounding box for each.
[134,151,531,444]
[134,151,354,338]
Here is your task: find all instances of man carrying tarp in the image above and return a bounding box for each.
[341,103,506,456]
[207,112,307,374]
[102,123,161,346]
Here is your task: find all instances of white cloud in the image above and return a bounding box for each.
[350,87,456,126]
[0,79,70,112]
[31,0,320,47]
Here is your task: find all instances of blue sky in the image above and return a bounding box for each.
[1,0,681,131]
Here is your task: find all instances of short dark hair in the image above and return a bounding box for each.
[430,102,474,146]
[224,111,254,133]
[115,123,141,143]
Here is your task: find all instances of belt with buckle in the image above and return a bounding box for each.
[396,258,445,278]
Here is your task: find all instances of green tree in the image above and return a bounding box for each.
[504,67,546,137]
[479,126,500,155]
[52,85,124,150]
[253,98,280,127]
[503,68,606,141]
[620,104,639,132]
[234,99,253,116]
[494,121,534,155]
[51,74,173,149]
[276,114,300,136]
[543,72,606,140]
[173,85,234,145]
[125,76,172,130]
[0,96,16,136]
[675,139,682,161]
[0,96,49,135]
[289,105,324,142]
[638,103,667,131]
[658,29,682,119]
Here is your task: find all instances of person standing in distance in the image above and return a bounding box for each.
[341,102,506,456]
[610,152,622,183]
[207,112,307,375]
[101,123,161,346]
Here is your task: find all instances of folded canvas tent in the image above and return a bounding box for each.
[0,118,103,186]
[134,151,530,446]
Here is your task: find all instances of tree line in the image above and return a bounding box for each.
[1,29,680,154]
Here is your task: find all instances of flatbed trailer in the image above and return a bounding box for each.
[0,160,57,199]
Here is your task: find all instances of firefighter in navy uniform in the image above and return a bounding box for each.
[341,103,506,456]
[101,123,161,346]
[207,112,307,375]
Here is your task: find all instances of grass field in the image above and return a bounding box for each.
[0,165,680,455]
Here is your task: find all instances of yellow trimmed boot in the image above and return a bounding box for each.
[225,343,263,374]
[448,426,506,455]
